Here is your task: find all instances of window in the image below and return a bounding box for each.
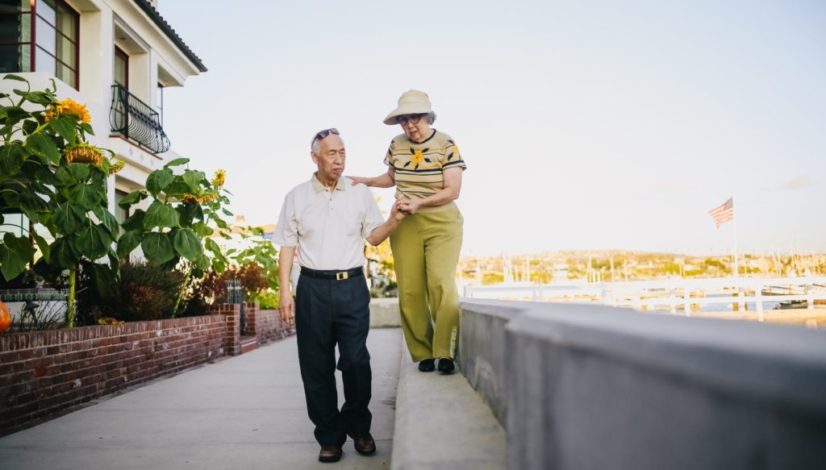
[156,82,163,124]
[36,0,78,88]
[113,46,127,88]
[0,0,32,73]
[111,47,128,131]
[0,212,29,238]
[0,0,78,88]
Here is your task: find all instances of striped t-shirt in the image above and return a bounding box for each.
[384,130,467,206]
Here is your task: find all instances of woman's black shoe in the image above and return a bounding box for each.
[418,359,435,372]
[437,358,455,374]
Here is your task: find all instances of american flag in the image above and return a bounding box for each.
[708,197,734,228]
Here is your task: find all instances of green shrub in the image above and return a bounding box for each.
[252,289,280,310]
[78,262,184,323]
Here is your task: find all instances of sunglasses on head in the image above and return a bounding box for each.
[396,114,427,125]
[311,128,339,146]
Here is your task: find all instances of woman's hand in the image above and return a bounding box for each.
[279,293,295,324]
[349,171,395,188]
[347,176,369,186]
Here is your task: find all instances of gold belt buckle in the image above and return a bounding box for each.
[336,272,349,281]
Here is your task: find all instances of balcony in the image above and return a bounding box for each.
[109,84,171,154]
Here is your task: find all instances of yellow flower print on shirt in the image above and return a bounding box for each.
[411,150,425,165]
[447,140,460,161]
[404,148,431,169]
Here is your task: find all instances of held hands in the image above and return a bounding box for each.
[279,293,295,325]
[396,196,421,215]
[390,199,406,221]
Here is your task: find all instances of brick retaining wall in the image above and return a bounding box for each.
[255,309,295,344]
[0,315,224,433]
[0,303,295,435]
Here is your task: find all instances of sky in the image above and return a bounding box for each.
[158,0,826,257]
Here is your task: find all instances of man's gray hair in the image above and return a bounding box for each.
[311,131,341,155]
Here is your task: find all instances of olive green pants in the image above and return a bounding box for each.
[390,205,463,361]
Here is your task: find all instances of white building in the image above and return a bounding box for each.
[0,0,206,226]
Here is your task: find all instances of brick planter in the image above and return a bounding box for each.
[0,315,224,434]
[255,309,295,344]
[0,302,296,435]
[211,303,241,356]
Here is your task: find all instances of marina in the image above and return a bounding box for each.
[463,276,826,324]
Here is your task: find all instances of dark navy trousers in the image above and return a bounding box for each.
[295,271,373,446]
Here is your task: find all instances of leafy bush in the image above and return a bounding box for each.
[181,262,270,316]
[252,289,280,310]
[78,262,184,323]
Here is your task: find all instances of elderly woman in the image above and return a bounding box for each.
[351,90,466,374]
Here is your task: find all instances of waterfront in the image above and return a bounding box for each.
[462,275,826,329]
[681,306,826,328]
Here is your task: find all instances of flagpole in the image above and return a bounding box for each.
[732,195,739,279]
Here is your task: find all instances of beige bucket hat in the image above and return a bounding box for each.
[383,89,436,125]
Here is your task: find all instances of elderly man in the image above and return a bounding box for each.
[275,128,404,463]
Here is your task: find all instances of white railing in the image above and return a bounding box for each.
[462,276,826,322]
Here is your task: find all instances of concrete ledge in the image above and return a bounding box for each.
[392,340,505,470]
[371,298,401,328]
[506,304,826,470]
[459,299,531,425]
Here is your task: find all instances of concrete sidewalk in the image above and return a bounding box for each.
[0,329,401,470]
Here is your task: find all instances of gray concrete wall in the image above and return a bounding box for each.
[458,300,531,425]
[370,298,401,328]
[458,300,826,470]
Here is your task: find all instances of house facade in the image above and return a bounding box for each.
[0,0,206,227]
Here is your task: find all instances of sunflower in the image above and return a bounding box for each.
[108,160,125,175]
[44,105,62,122]
[45,98,91,123]
[65,144,103,165]
[211,169,226,187]
[182,192,218,204]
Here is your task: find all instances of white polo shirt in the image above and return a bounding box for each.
[274,174,384,270]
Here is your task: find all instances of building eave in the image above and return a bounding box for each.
[130,0,208,73]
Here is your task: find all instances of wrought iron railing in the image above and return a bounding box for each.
[227,278,248,335]
[109,84,171,154]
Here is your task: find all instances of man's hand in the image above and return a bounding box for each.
[391,199,407,221]
[397,197,421,215]
[278,246,296,324]
[280,292,295,324]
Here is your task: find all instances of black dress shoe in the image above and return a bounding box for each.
[349,432,376,455]
[437,358,455,374]
[318,444,343,462]
[418,358,435,372]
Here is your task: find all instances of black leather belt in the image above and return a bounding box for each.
[300,266,363,281]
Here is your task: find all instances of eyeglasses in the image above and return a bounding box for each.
[311,128,339,146]
[396,114,427,125]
